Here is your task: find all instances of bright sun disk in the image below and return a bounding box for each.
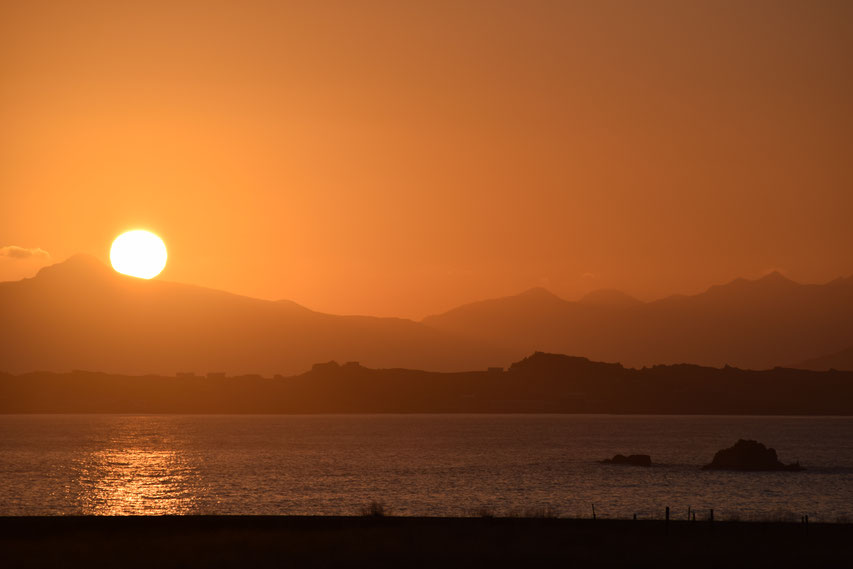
[110,230,168,279]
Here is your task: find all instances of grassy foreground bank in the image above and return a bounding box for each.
[2,515,851,568]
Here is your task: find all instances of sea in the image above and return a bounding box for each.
[1,414,851,521]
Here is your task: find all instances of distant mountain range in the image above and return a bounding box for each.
[0,255,503,375]
[1,255,852,374]
[423,272,853,370]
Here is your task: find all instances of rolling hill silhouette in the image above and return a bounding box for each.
[3,352,850,414]
[421,272,853,369]
[0,255,505,375]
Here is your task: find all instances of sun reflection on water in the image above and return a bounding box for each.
[73,424,207,515]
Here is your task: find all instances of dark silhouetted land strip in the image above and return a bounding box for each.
[1,515,851,568]
[2,352,852,414]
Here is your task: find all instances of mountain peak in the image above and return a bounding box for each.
[516,286,561,301]
[756,270,795,285]
[34,254,113,281]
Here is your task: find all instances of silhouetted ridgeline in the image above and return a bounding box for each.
[5,256,853,375]
[2,353,851,414]
[422,273,853,370]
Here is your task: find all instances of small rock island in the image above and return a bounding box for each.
[702,439,804,471]
[601,454,653,467]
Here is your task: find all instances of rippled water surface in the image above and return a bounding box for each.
[1,415,851,520]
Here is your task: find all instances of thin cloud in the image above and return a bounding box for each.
[0,246,51,260]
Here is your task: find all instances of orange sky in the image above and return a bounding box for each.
[2,1,852,318]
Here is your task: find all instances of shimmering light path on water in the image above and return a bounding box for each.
[1,415,851,520]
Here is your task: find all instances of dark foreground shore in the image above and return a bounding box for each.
[2,515,851,568]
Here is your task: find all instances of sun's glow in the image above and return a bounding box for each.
[110,230,168,279]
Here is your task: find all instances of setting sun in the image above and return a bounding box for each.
[2,3,852,564]
[110,230,168,279]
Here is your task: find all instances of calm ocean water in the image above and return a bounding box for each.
[1,415,851,521]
